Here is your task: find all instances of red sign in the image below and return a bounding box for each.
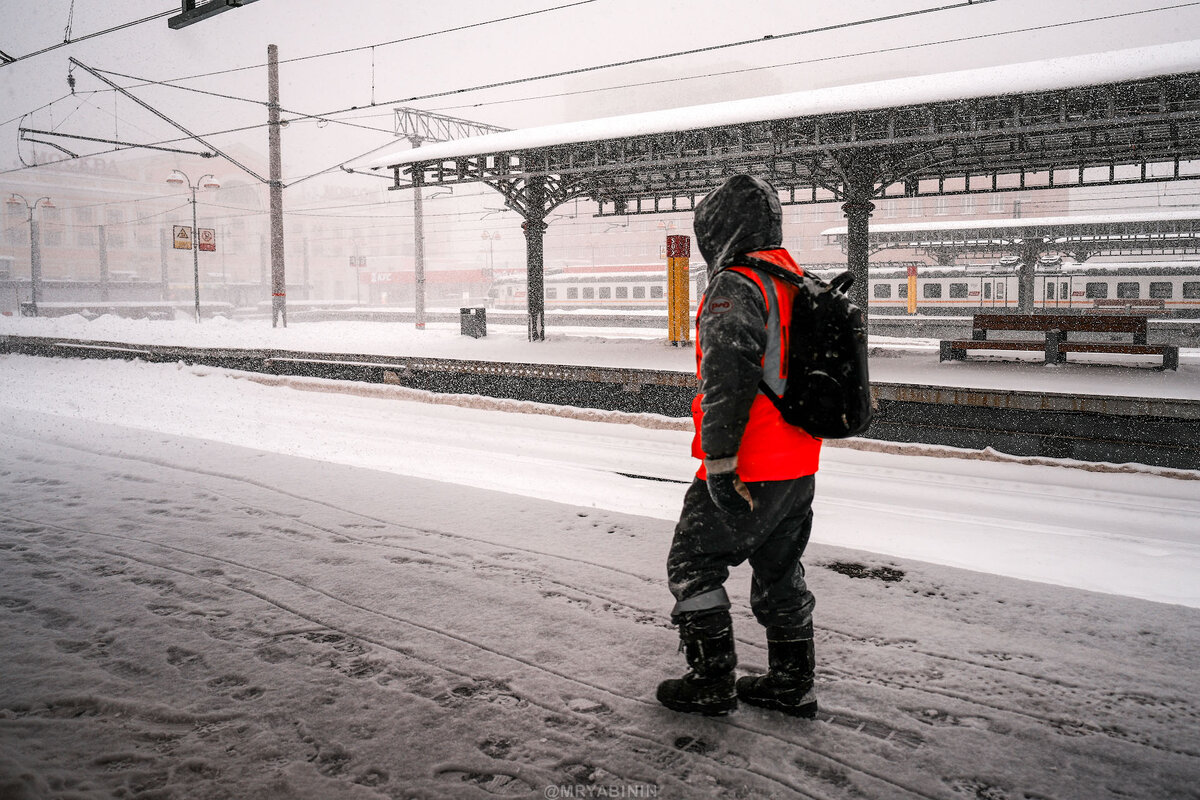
[666,234,691,258]
[198,228,216,252]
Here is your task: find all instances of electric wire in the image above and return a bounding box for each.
[53,0,1196,180]
[0,9,174,67]
[5,1,1199,192]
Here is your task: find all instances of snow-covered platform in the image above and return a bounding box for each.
[1,411,1197,799]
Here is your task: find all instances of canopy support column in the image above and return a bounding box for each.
[523,176,549,341]
[1017,240,1042,313]
[840,165,876,327]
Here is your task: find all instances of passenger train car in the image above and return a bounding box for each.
[489,259,1200,316]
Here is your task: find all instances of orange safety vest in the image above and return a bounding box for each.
[692,249,822,481]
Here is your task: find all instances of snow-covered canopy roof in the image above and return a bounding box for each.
[820,210,1200,237]
[364,40,1200,171]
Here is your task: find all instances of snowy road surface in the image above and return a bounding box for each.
[1,355,1198,798]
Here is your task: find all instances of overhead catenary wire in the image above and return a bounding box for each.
[70,0,1200,183]
[4,1,1198,188]
[0,9,174,67]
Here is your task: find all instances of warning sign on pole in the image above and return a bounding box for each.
[173,225,192,250]
[198,228,216,252]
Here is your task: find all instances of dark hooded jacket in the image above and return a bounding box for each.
[690,175,821,481]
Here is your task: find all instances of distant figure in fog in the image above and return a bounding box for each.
[657,174,822,718]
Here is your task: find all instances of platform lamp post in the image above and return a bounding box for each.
[5,194,53,316]
[167,170,220,322]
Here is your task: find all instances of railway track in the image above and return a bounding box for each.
[3,333,1199,470]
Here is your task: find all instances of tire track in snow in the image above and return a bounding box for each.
[0,512,942,800]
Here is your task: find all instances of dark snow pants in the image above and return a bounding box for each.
[667,475,816,631]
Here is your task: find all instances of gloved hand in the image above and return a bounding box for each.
[705,456,754,516]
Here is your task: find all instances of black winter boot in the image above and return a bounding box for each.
[656,610,737,716]
[736,626,817,718]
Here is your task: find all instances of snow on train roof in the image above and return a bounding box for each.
[819,209,1200,237]
[364,40,1200,171]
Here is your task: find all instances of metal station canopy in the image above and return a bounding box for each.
[820,211,1200,309]
[822,210,1200,259]
[365,41,1200,338]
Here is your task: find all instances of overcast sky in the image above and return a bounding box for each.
[3,0,1199,188]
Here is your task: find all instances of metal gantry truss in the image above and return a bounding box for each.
[382,68,1200,329]
[394,107,509,146]
[827,216,1200,263]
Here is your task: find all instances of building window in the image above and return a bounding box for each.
[1116,282,1140,299]
[615,286,628,299]
[42,207,62,246]
[1183,281,1200,299]
[650,285,664,299]
[909,197,922,217]
[990,195,1004,214]
[633,286,646,299]
[935,197,950,216]
[885,199,898,219]
[923,283,942,299]
[567,287,578,299]
[598,286,612,299]
[1085,282,1109,299]
[873,283,892,299]
[1149,281,1173,299]
[949,282,968,298]
[962,195,976,215]
[105,209,125,248]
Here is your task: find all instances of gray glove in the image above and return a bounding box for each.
[705,456,754,516]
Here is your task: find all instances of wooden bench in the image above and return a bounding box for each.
[939,313,1179,370]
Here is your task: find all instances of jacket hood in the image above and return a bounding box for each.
[693,174,783,277]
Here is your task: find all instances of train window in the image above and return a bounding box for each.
[616,286,628,299]
[1085,282,1109,299]
[897,284,907,299]
[546,288,557,300]
[599,286,612,299]
[983,284,991,300]
[1183,281,1200,299]
[1117,282,1140,299]
[506,286,514,296]
[996,283,1004,298]
[949,283,968,298]
[650,286,664,299]
[583,287,595,299]
[873,283,892,298]
[1150,282,1173,299]
[633,286,646,299]
[1045,283,1055,300]
[923,283,942,299]
[567,287,578,299]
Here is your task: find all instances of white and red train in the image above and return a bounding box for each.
[489,259,1200,316]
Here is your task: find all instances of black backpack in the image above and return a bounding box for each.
[733,257,873,439]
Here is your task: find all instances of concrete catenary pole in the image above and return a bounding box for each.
[268,44,287,328]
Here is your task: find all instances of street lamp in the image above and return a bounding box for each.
[5,194,53,316]
[167,169,220,322]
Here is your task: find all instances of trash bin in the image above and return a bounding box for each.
[460,307,487,338]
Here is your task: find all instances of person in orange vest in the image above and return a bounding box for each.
[657,174,822,718]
